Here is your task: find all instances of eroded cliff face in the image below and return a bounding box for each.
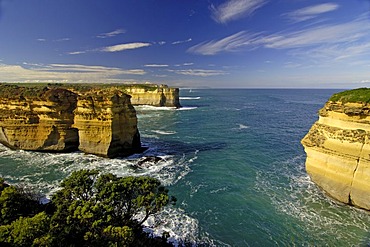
[73,88,140,157]
[124,84,181,107]
[0,85,141,158]
[301,100,370,210]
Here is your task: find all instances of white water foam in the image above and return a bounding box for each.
[135,105,197,111]
[179,97,201,100]
[135,105,177,111]
[255,155,370,245]
[152,130,177,135]
[238,124,249,129]
[177,106,197,111]
[0,145,202,244]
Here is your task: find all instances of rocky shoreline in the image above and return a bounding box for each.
[301,88,370,210]
[0,83,179,158]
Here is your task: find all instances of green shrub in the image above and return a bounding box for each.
[329,88,370,103]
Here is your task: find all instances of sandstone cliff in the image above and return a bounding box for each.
[63,84,180,108]
[124,84,181,107]
[301,88,370,210]
[0,84,141,158]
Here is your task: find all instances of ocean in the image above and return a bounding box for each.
[1,89,370,246]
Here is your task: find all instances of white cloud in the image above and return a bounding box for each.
[0,63,146,83]
[55,38,70,42]
[188,31,259,55]
[97,29,126,38]
[211,0,268,23]
[168,69,227,77]
[144,64,169,68]
[188,16,370,61]
[174,63,194,67]
[101,42,151,52]
[284,3,339,22]
[263,18,370,49]
[68,51,87,55]
[172,38,192,45]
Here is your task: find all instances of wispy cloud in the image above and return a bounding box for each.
[68,51,87,55]
[144,64,169,68]
[283,3,339,22]
[172,38,192,45]
[101,42,151,52]
[55,38,70,42]
[0,63,146,83]
[211,0,268,23]
[188,31,259,55]
[97,29,126,38]
[188,16,370,62]
[174,63,194,67]
[68,42,152,55]
[168,69,227,77]
[262,18,370,49]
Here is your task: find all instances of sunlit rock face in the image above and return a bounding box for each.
[0,86,79,152]
[73,88,141,157]
[0,84,141,158]
[302,98,370,210]
[124,84,181,108]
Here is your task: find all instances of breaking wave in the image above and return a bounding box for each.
[0,143,203,244]
[180,97,201,100]
[255,155,370,245]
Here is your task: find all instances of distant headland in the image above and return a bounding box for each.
[0,83,180,158]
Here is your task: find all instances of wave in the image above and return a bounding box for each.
[177,107,198,111]
[152,130,177,135]
[180,97,201,100]
[0,144,202,244]
[254,155,370,245]
[135,105,197,112]
[135,105,177,111]
[238,124,249,129]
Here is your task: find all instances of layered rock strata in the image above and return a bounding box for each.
[124,84,181,107]
[301,97,370,210]
[0,85,141,157]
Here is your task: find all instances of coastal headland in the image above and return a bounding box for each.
[301,88,370,210]
[0,83,180,157]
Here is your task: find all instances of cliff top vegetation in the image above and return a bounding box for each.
[0,83,167,98]
[329,88,370,103]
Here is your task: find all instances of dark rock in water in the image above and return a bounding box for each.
[136,156,164,168]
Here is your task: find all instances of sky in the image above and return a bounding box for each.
[0,0,370,88]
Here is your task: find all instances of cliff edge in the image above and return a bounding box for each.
[301,88,370,210]
[0,84,142,158]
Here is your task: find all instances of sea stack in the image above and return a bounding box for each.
[301,88,370,210]
[0,84,141,158]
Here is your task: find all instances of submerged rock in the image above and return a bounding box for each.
[301,88,370,210]
[136,156,164,168]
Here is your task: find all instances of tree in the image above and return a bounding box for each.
[0,181,44,225]
[0,169,176,246]
[50,169,175,246]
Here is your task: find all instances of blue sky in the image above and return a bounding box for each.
[0,0,370,88]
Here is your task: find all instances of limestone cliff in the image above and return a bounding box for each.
[124,84,181,107]
[0,84,141,158]
[301,88,370,210]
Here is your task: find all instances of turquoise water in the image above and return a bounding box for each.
[1,89,370,246]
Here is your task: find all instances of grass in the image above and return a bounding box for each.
[329,88,370,103]
[0,83,163,98]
